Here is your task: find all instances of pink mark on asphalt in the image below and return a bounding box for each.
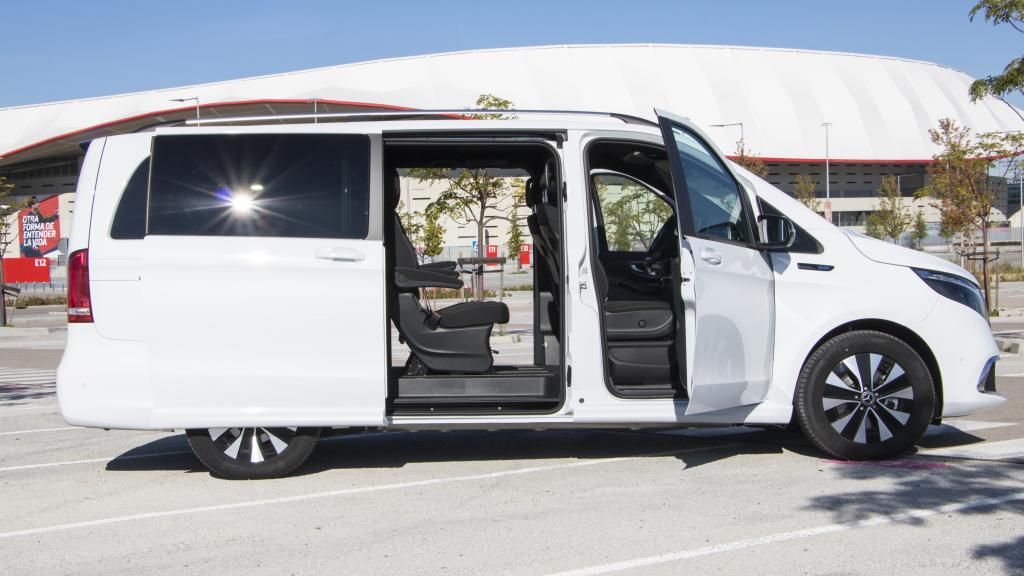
[826,459,952,470]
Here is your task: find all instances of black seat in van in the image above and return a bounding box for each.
[390,176,509,374]
[592,257,677,387]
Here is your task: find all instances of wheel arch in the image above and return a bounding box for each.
[800,318,943,421]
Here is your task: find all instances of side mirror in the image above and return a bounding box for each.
[757,214,796,251]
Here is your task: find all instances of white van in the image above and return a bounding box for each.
[57,109,1004,479]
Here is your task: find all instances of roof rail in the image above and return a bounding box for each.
[182,109,659,128]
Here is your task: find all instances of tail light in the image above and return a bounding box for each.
[67,249,93,323]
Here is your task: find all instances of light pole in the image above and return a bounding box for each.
[821,122,833,224]
[170,97,201,125]
[0,203,9,327]
[710,122,745,152]
[821,122,832,200]
[1019,168,1023,268]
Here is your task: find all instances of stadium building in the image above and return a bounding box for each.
[2,43,1022,263]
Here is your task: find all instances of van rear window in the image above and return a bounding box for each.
[148,134,370,239]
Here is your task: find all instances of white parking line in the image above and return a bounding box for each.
[919,438,1024,463]
[0,431,401,474]
[545,492,1024,576]
[0,368,57,383]
[0,443,740,540]
[0,408,59,418]
[0,426,77,436]
[0,450,193,473]
[934,419,1017,433]
[0,404,58,412]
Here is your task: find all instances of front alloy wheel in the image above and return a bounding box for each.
[796,330,934,460]
[186,426,320,479]
[822,353,915,444]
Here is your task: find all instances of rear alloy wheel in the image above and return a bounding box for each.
[186,427,320,479]
[795,330,935,460]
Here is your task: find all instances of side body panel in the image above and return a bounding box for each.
[88,133,151,341]
[143,236,387,427]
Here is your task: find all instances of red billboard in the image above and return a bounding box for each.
[2,257,51,283]
[19,196,61,258]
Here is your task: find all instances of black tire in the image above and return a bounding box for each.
[795,330,934,460]
[186,427,320,479]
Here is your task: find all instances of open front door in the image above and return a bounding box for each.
[142,131,387,427]
[657,110,776,415]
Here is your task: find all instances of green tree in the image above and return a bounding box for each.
[864,215,883,240]
[410,94,521,299]
[792,174,821,213]
[506,209,525,271]
[922,118,1024,309]
[469,93,516,119]
[599,180,673,251]
[866,176,911,244]
[910,210,929,249]
[0,177,25,327]
[732,140,769,179]
[421,208,445,260]
[968,1,1024,121]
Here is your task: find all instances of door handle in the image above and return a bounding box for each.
[699,247,723,266]
[315,247,365,262]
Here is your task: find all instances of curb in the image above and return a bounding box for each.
[0,327,51,341]
[995,337,1024,354]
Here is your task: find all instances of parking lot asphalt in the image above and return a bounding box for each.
[0,318,1021,575]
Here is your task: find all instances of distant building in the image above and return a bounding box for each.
[2,44,1022,257]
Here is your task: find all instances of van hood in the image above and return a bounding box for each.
[843,230,975,283]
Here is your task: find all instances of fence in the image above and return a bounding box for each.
[11,259,66,295]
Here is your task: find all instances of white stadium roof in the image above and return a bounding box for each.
[1,44,1021,167]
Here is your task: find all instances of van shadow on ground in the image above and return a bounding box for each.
[0,384,54,405]
[106,428,785,477]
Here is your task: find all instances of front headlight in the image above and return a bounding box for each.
[913,268,987,318]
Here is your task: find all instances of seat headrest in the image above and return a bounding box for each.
[524,178,539,208]
[392,169,402,208]
[540,159,558,206]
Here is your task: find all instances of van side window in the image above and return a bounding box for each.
[110,158,150,240]
[670,127,750,243]
[593,173,673,252]
[148,134,370,239]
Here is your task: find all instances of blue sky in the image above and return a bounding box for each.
[2,0,1021,107]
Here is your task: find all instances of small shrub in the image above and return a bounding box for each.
[423,287,497,299]
[4,295,66,307]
